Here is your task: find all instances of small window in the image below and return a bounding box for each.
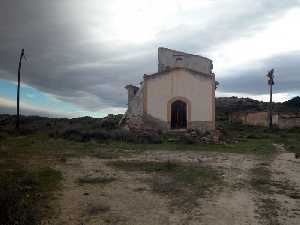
[173,54,184,62]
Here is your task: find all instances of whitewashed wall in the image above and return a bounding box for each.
[146,69,214,122]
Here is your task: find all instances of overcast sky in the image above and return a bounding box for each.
[1,0,300,117]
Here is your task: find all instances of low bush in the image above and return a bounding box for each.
[59,129,111,142]
[100,114,123,129]
[56,127,164,144]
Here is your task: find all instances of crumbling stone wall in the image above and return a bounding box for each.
[121,83,169,132]
[229,111,300,129]
[120,113,168,133]
[246,112,278,127]
[229,112,247,124]
[229,112,278,127]
[278,113,300,129]
[127,85,144,116]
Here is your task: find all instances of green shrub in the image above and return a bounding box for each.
[100,114,123,129]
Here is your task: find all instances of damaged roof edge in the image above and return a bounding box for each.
[125,84,139,90]
[158,47,213,62]
[143,67,214,80]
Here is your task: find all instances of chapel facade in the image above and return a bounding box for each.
[123,47,216,132]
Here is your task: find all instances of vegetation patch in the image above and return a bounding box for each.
[250,166,273,194]
[219,122,300,154]
[89,148,124,159]
[0,166,62,225]
[250,162,300,224]
[86,203,110,216]
[255,198,281,225]
[77,176,115,185]
[250,164,282,225]
[107,160,178,173]
[3,119,300,157]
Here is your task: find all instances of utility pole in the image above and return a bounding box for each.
[16,49,25,130]
[266,69,274,129]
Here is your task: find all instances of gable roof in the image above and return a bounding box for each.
[143,67,214,80]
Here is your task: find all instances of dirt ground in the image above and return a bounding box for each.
[49,148,300,225]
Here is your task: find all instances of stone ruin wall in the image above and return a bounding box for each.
[278,114,300,129]
[121,84,169,132]
[229,111,300,129]
[127,85,144,117]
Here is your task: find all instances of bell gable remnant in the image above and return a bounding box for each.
[121,47,216,133]
[158,47,213,74]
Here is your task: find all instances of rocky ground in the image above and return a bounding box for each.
[49,148,300,225]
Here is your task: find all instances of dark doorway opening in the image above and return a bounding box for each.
[171,100,187,129]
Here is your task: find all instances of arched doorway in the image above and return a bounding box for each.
[171,100,187,129]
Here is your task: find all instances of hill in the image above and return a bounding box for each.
[216,96,300,120]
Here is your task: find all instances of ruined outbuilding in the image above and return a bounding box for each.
[229,111,300,129]
[121,47,216,132]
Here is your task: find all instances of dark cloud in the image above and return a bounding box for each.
[218,51,300,95]
[0,0,299,113]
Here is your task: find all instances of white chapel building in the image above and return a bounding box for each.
[123,47,216,132]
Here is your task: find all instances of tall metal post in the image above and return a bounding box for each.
[16,49,25,130]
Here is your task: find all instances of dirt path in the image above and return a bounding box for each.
[270,150,300,225]
[50,150,300,225]
[52,157,184,225]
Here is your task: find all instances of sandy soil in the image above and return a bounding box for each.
[49,149,300,225]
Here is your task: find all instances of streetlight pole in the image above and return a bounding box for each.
[16,49,25,130]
